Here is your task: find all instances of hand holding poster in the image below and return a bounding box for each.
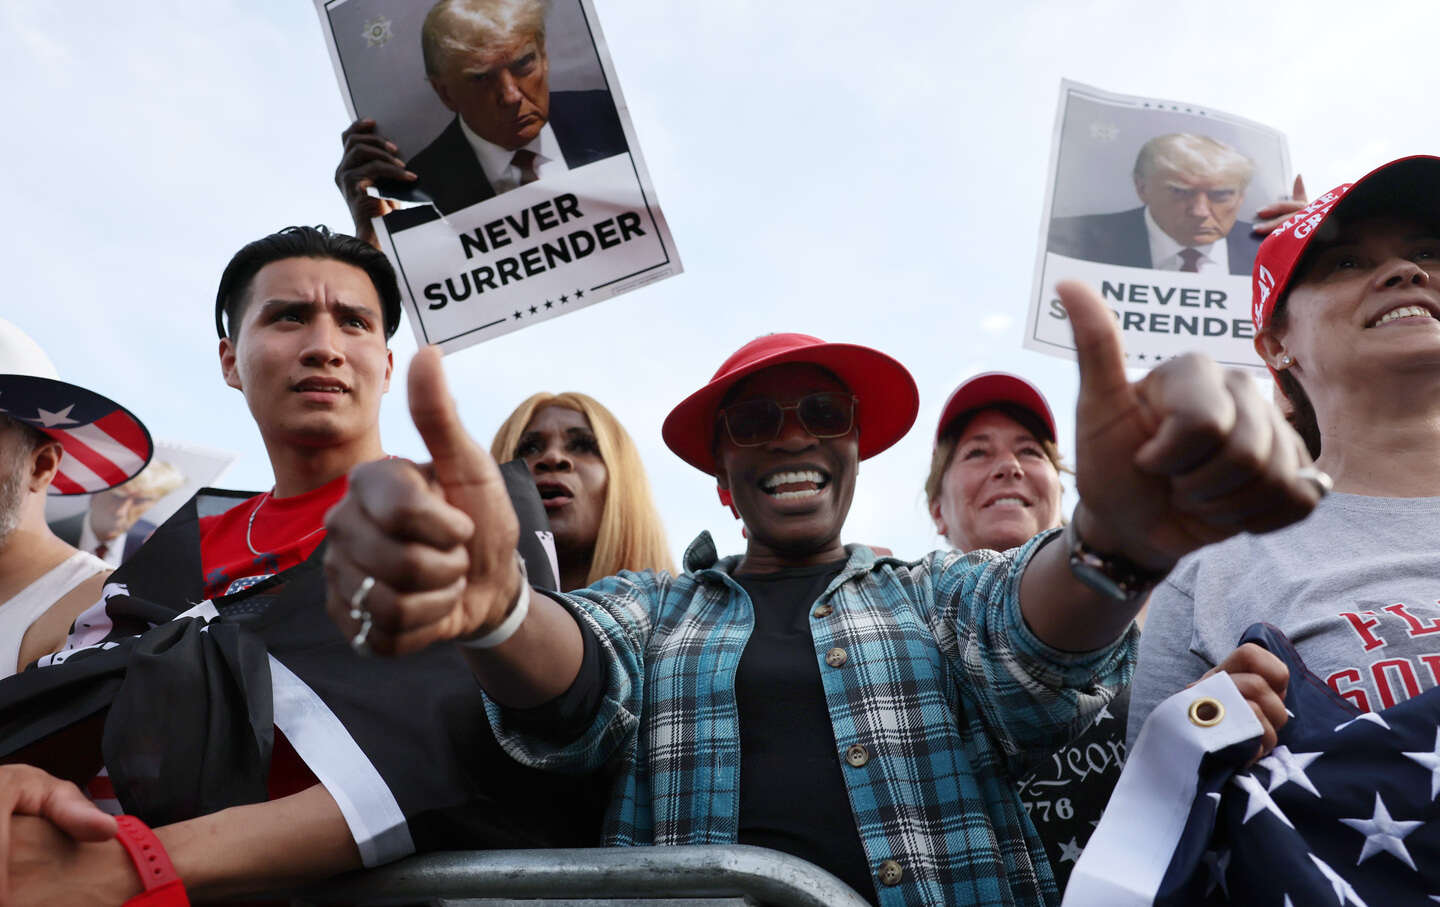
[1026,81,1293,370]
[316,0,681,353]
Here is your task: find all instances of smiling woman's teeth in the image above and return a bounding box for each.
[987,496,1028,508]
[762,469,826,498]
[1375,305,1434,326]
[770,489,817,500]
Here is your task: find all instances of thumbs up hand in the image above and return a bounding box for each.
[1058,280,1324,572]
[324,346,522,655]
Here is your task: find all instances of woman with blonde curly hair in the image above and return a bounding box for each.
[491,392,674,591]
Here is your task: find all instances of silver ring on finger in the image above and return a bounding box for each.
[1295,466,1333,497]
[349,575,377,654]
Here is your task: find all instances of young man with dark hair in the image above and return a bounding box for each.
[0,226,591,903]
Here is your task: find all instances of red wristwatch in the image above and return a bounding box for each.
[114,815,190,906]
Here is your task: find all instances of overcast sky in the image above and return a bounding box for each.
[4,0,1432,564]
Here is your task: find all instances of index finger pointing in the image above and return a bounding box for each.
[408,346,492,490]
[1057,280,1129,403]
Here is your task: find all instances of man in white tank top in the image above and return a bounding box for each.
[0,318,154,677]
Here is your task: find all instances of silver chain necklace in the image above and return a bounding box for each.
[245,490,326,557]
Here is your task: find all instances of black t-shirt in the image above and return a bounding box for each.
[543,561,879,903]
[1016,685,1131,893]
[733,561,878,904]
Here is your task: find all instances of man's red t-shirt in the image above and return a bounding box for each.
[199,476,349,600]
[90,475,351,809]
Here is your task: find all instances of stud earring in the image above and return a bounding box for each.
[1279,354,1293,368]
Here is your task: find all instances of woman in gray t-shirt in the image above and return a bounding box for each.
[1132,155,1440,742]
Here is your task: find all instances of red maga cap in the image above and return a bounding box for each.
[1252,155,1440,332]
[935,372,1057,444]
[662,333,919,477]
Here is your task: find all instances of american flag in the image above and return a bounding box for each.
[0,373,151,494]
[1064,623,1440,906]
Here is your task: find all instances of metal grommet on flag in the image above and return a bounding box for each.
[1187,696,1225,727]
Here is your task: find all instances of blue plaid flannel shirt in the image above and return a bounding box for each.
[486,529,1137,906]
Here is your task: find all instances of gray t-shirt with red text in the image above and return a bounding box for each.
[1129,492,1440,747]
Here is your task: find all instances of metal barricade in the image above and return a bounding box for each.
[288,845,871,907]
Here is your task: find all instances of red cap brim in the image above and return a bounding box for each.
[935,372,1057,444]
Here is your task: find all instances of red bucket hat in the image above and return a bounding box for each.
[934,372,1057,444]
[1252,155,1440,332]
[662,333,919,476]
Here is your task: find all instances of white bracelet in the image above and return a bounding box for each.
[459,551,530,650]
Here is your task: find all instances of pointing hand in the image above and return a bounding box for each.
[325,346,522,655]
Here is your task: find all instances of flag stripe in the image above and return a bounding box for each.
[269,656,414,867]
[55,453,106,493]
[68,420,147,472]
[52,434,128,487]
[92,411,150,461]
[49,470,86,495]
[51,425,142,486]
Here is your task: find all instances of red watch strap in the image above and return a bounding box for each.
[115,815,190,906]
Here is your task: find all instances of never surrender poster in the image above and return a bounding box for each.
[1026,80,1292,371]
[316,0,681,353]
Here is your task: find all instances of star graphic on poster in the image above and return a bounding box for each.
[1258,745,1323,797]
[35,404,78,427]
[1089,121,1120,142]
[1233,773,1294,828]
[1091,703,1113,726]
[513,311,523,320]
[1339,792,1422,870]
[574,288,585,299]
[544,300,553,309]
[559,293,569,304]
[362,15,393,48]
[1334,712,1390,734]
[529,305,538,315]
[1402,727,1440,799]
[1309,854,1369,906]
[1057,837,1084,863]
[1202,848,1231,897]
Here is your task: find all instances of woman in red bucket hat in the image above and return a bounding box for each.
[322,290,1325,905]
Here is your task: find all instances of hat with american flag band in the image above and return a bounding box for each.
[0,318,153,495]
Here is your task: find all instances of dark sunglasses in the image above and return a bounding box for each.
[717,392,858,447]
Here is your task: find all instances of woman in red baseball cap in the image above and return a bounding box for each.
[1130,156,1440,753]
[924,373,1122,894]
[924,372,1065,554]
